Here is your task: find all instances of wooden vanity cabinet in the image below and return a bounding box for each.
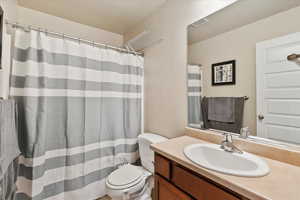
[154,153,246,200]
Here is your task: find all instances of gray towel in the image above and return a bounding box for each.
[0,158,19,200]
[202,97,245,134]
[0,99,20,179]
[208,97,235,123]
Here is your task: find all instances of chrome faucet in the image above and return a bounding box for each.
[220,133,243,154]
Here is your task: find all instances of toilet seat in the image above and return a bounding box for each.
[106,164,146,190]
[106,164,152,200]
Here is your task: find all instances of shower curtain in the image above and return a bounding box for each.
[10,28,143,200]
[187,64,203,128]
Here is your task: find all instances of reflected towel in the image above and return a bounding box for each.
[0,158,19,200]
[202,97,245,134]
[208,97,235,123]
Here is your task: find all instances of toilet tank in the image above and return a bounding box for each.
[138,133,168,173]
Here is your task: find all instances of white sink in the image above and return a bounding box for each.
[184,143,270,177]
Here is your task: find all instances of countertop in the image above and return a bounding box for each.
[151,136,300,200]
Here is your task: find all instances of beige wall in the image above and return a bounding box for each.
[125,0,238,138]
[0,0,18,99]
[188,6,300,135]
[0,6,123,99]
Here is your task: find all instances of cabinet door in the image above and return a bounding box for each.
[155,175,192,200]
[172,165,241,200]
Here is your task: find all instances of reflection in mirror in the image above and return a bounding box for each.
[187,0,300,146]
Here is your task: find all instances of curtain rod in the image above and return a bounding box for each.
[5,20,143,56]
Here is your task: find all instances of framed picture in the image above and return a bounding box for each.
[212,60,236,86]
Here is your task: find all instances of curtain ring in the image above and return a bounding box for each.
[24,25,32,32]
[14,22,19,29]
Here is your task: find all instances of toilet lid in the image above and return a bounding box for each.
[108,164,144,187]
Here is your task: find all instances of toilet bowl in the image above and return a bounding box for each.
[106,133,168,200]
[106,164,151,200]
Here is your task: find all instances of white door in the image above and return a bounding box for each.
[256,32,300,145]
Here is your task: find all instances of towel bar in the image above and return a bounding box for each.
[243,96,249,100]
[203,96,249,100]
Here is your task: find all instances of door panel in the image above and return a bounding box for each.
[266,41,300,64]
[267,100,300,115]
[266,71,300,88]
[266,125,300,142]
[265,88,300,99]
[257,32,300,144]
[266,115,300,127]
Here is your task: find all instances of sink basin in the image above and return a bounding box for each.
[184,143,270,177]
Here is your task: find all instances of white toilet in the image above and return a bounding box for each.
[106,133,168,200]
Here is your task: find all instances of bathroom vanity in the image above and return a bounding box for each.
[154,154,246,200]
[152,135,300,200]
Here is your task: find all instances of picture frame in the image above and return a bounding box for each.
[212,60,236,86]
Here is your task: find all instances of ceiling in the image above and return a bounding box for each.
[188,0,300,44]
[18,0,167,34]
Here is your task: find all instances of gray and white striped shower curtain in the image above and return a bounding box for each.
[187,65,203,128]
[10,28,143,200]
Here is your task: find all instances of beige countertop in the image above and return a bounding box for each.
[151,136,300,200]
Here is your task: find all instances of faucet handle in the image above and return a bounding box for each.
[240,127,250,139]
[221,133,231,150]
[221,133,243,154]
[223,132,233,142]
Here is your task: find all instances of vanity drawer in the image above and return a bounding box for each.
[155,154,171,180]
[172,165,241,200]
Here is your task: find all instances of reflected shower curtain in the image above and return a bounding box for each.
[187,65,203,128]
[10,28,143,200]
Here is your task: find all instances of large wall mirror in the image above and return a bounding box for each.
[187,0,300,146]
